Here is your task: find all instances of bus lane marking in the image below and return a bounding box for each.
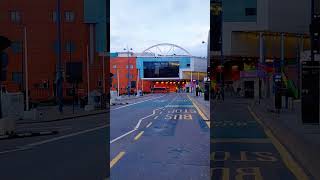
[247,106,309,180]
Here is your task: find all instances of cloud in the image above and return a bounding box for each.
[110,0,209,57]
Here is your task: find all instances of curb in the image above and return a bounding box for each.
[17,110,108,125]
[0,130,59,140]
[188,95,210,120]
[187,95,210,128]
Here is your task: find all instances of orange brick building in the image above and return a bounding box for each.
[0,0,108,103]
[110,56,152,95]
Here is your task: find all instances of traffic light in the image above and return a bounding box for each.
[0,36,11,52]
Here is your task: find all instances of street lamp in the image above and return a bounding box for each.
[124,47,133,97]
[56,0,63,113]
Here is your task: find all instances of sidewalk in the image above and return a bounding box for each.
[20,94,159,124]
[19,105,108,124]
[250,98,320,179]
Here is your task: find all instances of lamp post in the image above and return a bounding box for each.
[56,0,63,113]
[23,26,29,111]
[124,47,132,97]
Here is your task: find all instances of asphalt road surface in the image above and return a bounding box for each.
[110,93,210,180]
[0,113,109,180]
[211,97,312,180]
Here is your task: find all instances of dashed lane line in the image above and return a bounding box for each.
[110,107,165,144]
[134,131,144,141]
[110,95,178,144]
[146,122,153,128]
[248,106,309,180]
[110,151,125,168]
[112,95,166,110]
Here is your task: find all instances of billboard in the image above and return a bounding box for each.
[143,61,179,78]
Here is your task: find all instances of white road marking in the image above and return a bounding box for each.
[110,96,178,144]
[165,105,194,108]
[24,125,108,148]
[154,116,159,119]
[111,95,166,110]
[146,122,152,128]
[110,129,137,144]
[134,108,162,129]
[0,148,28,155]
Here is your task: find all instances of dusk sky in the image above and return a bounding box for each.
[110,0,210,57]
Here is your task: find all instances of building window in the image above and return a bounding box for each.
[113,65,117,69]
[130,65,134,69]
[12,72,23,84]
[65,11,75,22]
[113,84,117,88]
[126,65,129,69]
[10,11,21,23]
[113,73,117,78]
[52,11,57,23]
[187,64,190,67]
[65,41,76,53]
[245,8,257,16]
[11,41,23,53]
[126,74,133,79]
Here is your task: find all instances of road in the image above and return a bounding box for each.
[0,112,109,180]
[211,97,311,180]
[110,93,210,180]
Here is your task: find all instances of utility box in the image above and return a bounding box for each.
[1,92,24,119]
[0,92,23,135]
[0,117,16,135]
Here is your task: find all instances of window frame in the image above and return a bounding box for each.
[64,11,75,22]
[10,10,21,23]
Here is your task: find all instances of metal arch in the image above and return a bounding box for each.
[142,43,192,56]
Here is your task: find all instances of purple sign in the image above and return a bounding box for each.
[240,71,257,78]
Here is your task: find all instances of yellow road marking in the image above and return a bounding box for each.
[134,131,144,141]
[187,95,210,128]
[110,151,125,168]
[248,106,309,180]
[146,122,152,128]
[211,138,271,144]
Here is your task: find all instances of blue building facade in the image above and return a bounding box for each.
[222,0,257,22]
[136,57,191,79]
[84,0,107,53]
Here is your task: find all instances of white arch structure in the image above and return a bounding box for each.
[141,43,192,56]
